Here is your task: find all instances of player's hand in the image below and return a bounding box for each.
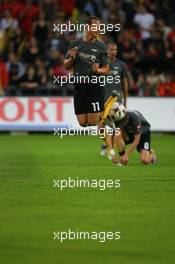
[92,63,99,73]
[107,149,118,164]
[120,153,128,165]
[112,89,121,97]
[68,48,77,59]
[98,121,104,129]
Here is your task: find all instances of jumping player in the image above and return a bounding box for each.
[64,16,109,127]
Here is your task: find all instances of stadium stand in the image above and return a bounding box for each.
[0,0,175,97]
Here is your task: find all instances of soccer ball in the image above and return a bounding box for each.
[109,102,126,120]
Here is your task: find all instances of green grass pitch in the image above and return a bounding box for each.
[0,133,175,264]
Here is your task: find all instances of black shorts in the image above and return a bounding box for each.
[124,130,151,152]
[74,83,104,114]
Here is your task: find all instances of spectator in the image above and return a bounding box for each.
[146,69,165,96]
[156,19,171,39]
[163,39,175,72]
[0,9,18,32]
[145,43,160,59]
[58,0,75,16]
[107,12,122,42]
[51,53,68,77]
[6,52,25,87]
[40,0,58,21]
[83,0,103,18]
[23,37,41,64]
[118,30,137,68]
[9,26,27,57]
[33,10,49,52]
[134,4,155,40]
[58,31,77,55]
[127,69,139,96]
[158,72,175,96]
[167,24,175,52]
[0,56,9,95]
[136,72,147,96]
[0,28,6,54]
[19,0,39,36]
[50,53,72,95]
[0,0,23,19]
[35,57,47,86]
[20,65,39,95]
[47,31,61,55]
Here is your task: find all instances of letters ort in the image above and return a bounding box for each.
[0,98,70,122]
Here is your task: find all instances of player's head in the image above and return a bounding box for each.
[107,42,118,60]
[109,102,126,121]
[86,16,100,39]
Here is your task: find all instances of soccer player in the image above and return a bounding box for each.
[104,42,128,107]
[64,16,109,127]
[104,102,157,165]
[100,42,128,155]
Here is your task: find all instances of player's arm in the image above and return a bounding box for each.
[106,133,114,149]
[120,116,142,164]
[121,64,129,107]
[92,44,109,75]
[122,78,128,108]
[64,48,77,69]
[93,64,109,75]
[126,133,141,155]
[120,133,140,164]
[64,41,78,70]
[106,133,120,163]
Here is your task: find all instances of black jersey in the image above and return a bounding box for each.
[104,58,128,101]
[65,39,109,77]
[115,111,151,135]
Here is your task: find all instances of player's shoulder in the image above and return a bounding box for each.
[95,40,108,51]
[69,39,81,47]
[116,58,127,68]
[127,110,141,120]
[126,111,142,129]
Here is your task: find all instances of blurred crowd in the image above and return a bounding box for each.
[0,0,175,96]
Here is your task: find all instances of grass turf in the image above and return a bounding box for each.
[0,133,175,264]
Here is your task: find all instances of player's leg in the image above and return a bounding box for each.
[114,131,134,165]
[100,128,108,156]
[105,131,123,165]
[74,84,88,127]
[99,95,118,155]
[87,83,104,125]
[76,114,88,127]
[114,130,126,155]
[106,134,119,163]
[140,149,157,164]
[138,131,151,164]
[137,131,157,164]
[140,149,152,164]
[87,112,100,126]
[150,149,157,164]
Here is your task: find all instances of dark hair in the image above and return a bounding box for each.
[86,16,100,25]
